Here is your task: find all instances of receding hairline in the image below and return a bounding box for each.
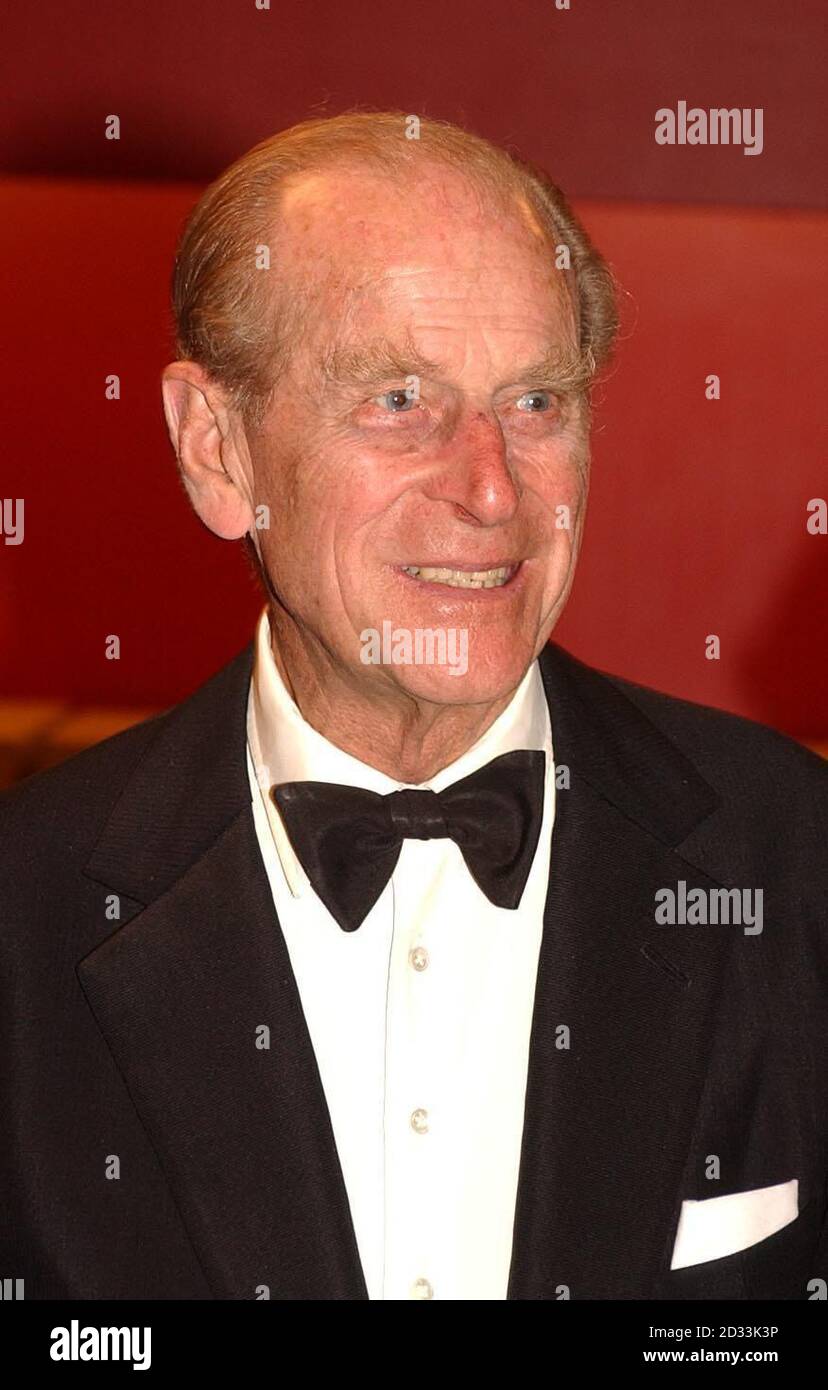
[171,110,619,423]
[274,151,552,215]
[257,153,571,283]
[267,157,582,330]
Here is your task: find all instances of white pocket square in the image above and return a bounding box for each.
[670,1178,799,1270]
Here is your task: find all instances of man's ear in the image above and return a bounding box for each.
[160,361,255,540]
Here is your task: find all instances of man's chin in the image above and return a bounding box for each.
[354,614,545,706]
[376,654,536,708]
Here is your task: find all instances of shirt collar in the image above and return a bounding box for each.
[247,605,552,898]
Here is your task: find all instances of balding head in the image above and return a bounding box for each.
[170,110,617,426]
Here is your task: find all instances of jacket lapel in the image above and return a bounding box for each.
[78,643,367,1299]
[507,644,726,1298]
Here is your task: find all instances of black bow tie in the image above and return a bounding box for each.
[270,749,545,933]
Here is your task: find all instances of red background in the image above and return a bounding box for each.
[1,1,826,736]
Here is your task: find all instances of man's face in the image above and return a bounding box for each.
[249,164,589,706]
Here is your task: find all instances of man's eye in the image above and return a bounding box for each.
[374,389,416,413]
[516,390,552,413]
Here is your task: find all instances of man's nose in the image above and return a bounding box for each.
[427,412,520,527]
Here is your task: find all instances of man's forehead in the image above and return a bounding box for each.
[278,163,549,259]
[296,263,577,378]
[274,164,578,358]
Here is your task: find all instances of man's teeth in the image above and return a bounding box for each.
[401,565,514,589]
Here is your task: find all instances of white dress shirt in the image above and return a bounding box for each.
[245,606,555,1300]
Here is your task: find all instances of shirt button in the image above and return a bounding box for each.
[410,1277,434,1299]
[410,1107,429,1134]
[409,946,429,971]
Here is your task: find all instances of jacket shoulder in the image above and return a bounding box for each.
[0,710,167,844]
[606,667,825,785]
[0,642,254,863]
[547,642,827,799]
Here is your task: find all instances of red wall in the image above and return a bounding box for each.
[3,0,825,208]
[2,1,825,737]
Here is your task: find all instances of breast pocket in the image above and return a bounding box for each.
[654,1191,826,1301]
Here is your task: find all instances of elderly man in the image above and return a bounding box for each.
[1,112,826,1302]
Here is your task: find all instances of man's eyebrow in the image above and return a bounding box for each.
[318,337,443,387]
[510,345,596,397]
[318,337,595,396]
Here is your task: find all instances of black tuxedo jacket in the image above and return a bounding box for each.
[1,640,826,1300]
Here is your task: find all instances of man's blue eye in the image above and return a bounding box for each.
[516,390,552,412]
[376,389,415,413]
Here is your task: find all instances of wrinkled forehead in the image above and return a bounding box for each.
[274,164,576,328]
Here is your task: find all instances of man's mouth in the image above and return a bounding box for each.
[400,563,518,590]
